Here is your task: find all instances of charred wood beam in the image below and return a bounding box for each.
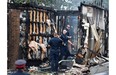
[81,2,105,10]
[87,48,108,61]
[8,3,55,12]
[56,10,79,16]
[30,33,53,37]
[25,9,30,53]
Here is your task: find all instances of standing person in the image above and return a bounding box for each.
[65,24,71,38]
[60,30,74,60]
[10,59,30,75]
[65,25,73,53]
[48,33,62,74]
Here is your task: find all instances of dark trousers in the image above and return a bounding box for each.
[50,49,59,72]
[60,46,70,60]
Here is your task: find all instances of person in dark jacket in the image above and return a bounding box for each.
[10,59,30,75]
[60,29,74,60]
[48,33,62,73]
[65,24,71,38]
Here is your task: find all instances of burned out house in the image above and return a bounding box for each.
[7,0,109,74]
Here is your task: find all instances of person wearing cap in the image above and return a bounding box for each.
[10,59,30,75]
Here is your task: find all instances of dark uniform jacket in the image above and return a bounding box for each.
[65,28,70,36]
[60,34,68,46]
[48,37,62,50]
[10,70,30,75]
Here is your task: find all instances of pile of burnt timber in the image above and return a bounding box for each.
[76,1,109,74]
[78,1,109,62]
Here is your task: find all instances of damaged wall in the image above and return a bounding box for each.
[7,9,20,69]
[80,3,108,59]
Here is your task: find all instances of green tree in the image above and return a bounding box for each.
[8,0,108,10]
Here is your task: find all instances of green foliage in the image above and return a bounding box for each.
[11,0,24,4]
[9,0,108,9]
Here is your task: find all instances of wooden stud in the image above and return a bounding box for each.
[40,11,43,33]
[33,10,35,34]
[33,10,35,22]
[43,12,46,33]
[30,23,32,34]
[37,11,39,22]
[33,23,36,34]
[91,31,103,58]
[29,10,32,34]
[38,11,43,43]
[30,10,32,22]
[37,11,39,34]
